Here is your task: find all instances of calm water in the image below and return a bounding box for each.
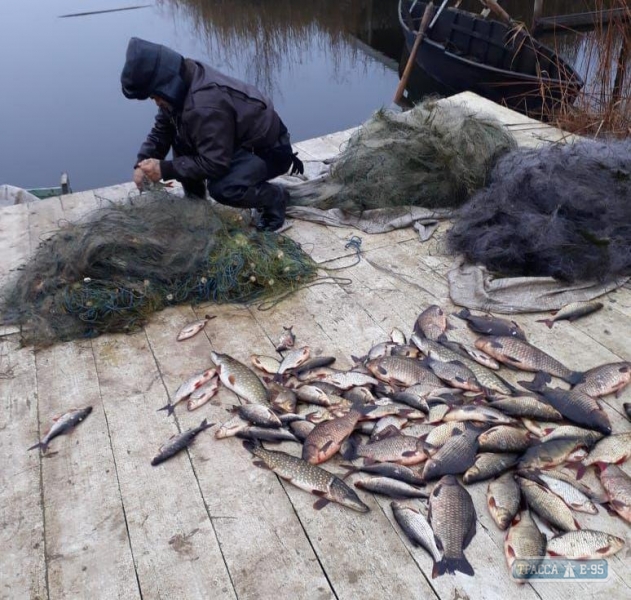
[1,0,598,192]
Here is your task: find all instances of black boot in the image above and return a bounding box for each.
[256,185,288,232]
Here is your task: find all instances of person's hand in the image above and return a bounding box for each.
[133,167,145,190]
[138,158,162,182]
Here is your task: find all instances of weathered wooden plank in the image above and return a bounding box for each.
[144,304,334,599]
[59,190,99,223]
[27,196,64,254]
[0,338,47,600]
[0,202,30,291]
[90,331,236,600]
[248,284,440,600]
[35,340,140,599]
[448,92,578,147]
[294,137,341,161]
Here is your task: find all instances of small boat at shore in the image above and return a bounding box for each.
[398,0,584,116]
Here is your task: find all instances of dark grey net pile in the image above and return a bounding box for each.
[287,100,517,213]
[1,192,317,346]
[447,139,631,282]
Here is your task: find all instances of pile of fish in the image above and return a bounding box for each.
[206,304,631,580]
[28,301,631,581]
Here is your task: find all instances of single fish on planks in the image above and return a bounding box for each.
[476,336,583,384]
[275,325,296,352]
[28,407,93,453]
[187,376,220,411]
[151,419,214,466]
[455,308,527,340]
[597,464,631,523]
[391,501,442,567]
[504,510,546,582]
[211,351,269,405]
[274,346,311,382]
[176,314,216,341]
[243,440,369,512]
[413,305,449,341]
[487,471,520,530]
[158,367,216,415]
[547,530,625,560]
[517,477,580,531]
[354,477,428,499]
[250,354,281,375]
[536,301,603,329]
[573,362,631,398]
[429,475,476,578]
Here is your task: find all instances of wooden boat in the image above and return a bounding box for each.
[398,0,584,115]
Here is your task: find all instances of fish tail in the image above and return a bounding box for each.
[340,432,361,461]
[518,371,551,392]
[157,403,175,416]
[567,371,584,386]
[433,556,474,578]
[242,439,262,454]
[535,319,554,329]
[198,418,214,431]
[455,307,471,320]
[27,441,46,452]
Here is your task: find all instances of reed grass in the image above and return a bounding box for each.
[541,0,631,137]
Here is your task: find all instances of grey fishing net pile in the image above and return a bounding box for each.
[1,191,318,347]
[447,139,631,282]
[287,99,516,212]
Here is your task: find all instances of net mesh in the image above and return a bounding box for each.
[1,191,318,346]
[288,99,517,212]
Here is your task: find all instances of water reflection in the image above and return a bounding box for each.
[158,0,401,95]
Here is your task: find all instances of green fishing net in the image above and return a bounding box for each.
[1,191,318,346]
[288,99,517,212]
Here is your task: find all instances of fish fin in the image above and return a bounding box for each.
[402,450,417,457]
[313,497,330,511]
[463,519,477,550]
[340,433,361,461]
[455,308,471,320]
[567,371,584,386]
[338,465,359,480]
[241,440,257,453]
[575,463,587,480]
[252,460,270,469]
[320,440,334,454]
[547,550,561,557]
[228,374,236,385]
[518,371,551,392]
[436,333,448,342]
[27,441,45,452]
[373,425,401,441]
[433,557,474,578]
[157,403,175,416]
[574,518,581,530]
[535,319,555,329]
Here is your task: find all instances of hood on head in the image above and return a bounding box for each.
[120,37,188,109]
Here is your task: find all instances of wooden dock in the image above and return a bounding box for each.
[1,92,630,600]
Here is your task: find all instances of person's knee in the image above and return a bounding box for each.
[207,180,247,206]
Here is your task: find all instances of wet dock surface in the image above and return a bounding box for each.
[1,93,630,600]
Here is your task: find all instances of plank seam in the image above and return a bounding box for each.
[373,501,441,600]
[141,328,239,599]
[34,351,51,600]
[276,479,339,600]
[89,341,145,600]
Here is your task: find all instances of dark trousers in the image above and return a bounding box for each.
[180,142,293,210]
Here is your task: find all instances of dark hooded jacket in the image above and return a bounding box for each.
[121,38,282,182]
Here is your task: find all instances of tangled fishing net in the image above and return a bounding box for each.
[287,99,516,212]
[1,191,318,346]
[447,139,631,282]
